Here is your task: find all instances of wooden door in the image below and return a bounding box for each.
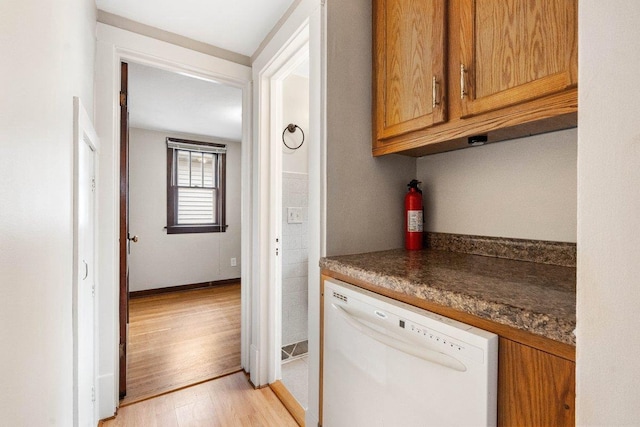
[119,61,130,399]
[459,0,578,118]
[374,0,446,141]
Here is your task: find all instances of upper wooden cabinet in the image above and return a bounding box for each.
[459,0,578,118]
[374,0,447,139]
[373,0,578,157]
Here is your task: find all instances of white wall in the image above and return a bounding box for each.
[0,0,96,425]
[326,0,416,257]
[282,74,310,174]
[128,128,241,291]
[577,2,640,424]
[417,128,577,242]
[281,172,309,346]
[281,73,310,347]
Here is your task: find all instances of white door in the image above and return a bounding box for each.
[74,97,99,427]
[77,138,96,426]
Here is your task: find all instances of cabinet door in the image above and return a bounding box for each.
[459,0,578,118]
[498,338,575,426]
[374,0,446,140]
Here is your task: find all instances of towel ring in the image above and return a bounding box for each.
[282,123,305,150]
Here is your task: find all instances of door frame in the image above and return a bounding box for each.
[251,2,326,425]
[95,24,252,419]
[112,54,253,366]
[268,36,311,384]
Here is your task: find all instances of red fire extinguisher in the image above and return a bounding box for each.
[405,179,423,250]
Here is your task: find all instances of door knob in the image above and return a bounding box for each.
[128,234,139,243]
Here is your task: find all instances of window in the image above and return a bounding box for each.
[166,138,226,234]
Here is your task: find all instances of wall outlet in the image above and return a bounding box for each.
[287,207,303,224]
[230,257,237,267]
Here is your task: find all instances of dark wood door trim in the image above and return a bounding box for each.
[119,61,129,400]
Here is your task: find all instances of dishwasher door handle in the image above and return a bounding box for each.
[331,303,467,372]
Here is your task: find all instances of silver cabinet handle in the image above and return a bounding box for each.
[128,234,139,243]
[460,64,468,99]
[82,260,88,281]
[432,76,440,108]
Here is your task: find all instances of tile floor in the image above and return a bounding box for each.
[281,354,309,409]
[282,339,308,361]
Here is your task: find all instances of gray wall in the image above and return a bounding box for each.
[417,128,577,242]
[326,0,416,256]
[128,128,242,291]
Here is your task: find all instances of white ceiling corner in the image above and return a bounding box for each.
[95,0,297,57]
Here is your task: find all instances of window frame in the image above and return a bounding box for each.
[166,137,227,234]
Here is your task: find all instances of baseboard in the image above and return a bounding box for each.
[97,373,116,421]
[129,278,240,299]
[270,380,306,426]
[250,344,260,387]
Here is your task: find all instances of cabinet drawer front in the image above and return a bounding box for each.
[374,0,446,140]
[459,0,578,118]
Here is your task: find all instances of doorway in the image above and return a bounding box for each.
[254,21,313,421]
[250,7,325,424]
[119,60,244,403]
[278,57,311,410]
[95,25,253,419]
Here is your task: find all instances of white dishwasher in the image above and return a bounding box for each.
[322,279,498,427]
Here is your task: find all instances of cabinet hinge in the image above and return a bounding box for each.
[91,386,96,402]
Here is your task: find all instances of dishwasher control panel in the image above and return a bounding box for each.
[399,318,485,363]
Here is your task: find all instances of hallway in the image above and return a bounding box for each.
[102,372,297,426]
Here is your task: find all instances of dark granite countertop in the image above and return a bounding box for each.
[320,246,576,346]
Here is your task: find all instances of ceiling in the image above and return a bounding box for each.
[128,62,244,140]
[96,0,297,57]
[106,0,308,140]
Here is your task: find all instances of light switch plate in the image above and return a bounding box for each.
[287,207,303,224]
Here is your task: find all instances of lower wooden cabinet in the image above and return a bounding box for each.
[498,337,576,426]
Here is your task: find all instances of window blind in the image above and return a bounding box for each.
[177,188,217,224]
[167,140,226,154]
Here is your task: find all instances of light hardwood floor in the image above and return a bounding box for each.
[102,371,298,426]
[122,284,242,405]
